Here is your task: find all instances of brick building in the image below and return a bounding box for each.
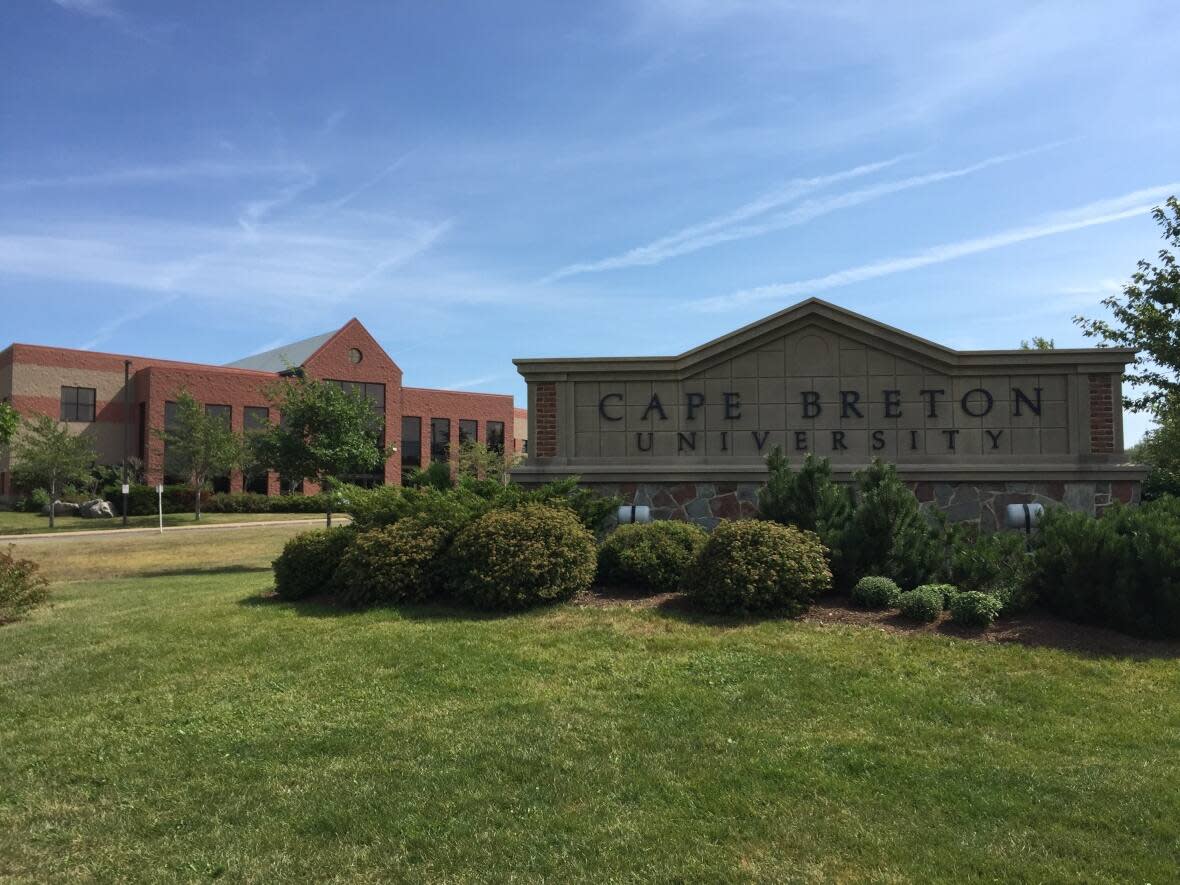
[0,318,522,499]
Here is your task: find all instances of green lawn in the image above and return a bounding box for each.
[2,529,1179,882]
[0,510,339,536]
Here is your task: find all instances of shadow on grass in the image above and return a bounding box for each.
[240,585,1180,660]
[141,565,273,579]
[239,591,520,623]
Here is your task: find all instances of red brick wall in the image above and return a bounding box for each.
[534,382,557,457]
[2,324,519,496]
[401,387,516,474]
[303,319,404,487]
[1088,374,1115,454]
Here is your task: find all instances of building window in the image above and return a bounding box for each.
[327,380,387,486]
[243,407,270,494]
[401,416,421,471]
[327,380,385,414]
[244,406,269,432]
[61,386,96,422]
[205,404,231,425]
[459,419,478,446]
[348,348,363,364]
[203,405,232,492]
[487,421,505,453]
[430,418,450,463]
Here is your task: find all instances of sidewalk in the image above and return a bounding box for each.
[0,517,349,543]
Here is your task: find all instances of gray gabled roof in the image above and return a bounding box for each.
[224,329,337,372]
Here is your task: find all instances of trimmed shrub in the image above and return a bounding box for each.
[682,520,831,615]
[0,545,49,623]
[897,586,943,622]
[948,591,1002,627]
[597,520,708,594]
[272,526,355,601]
[914,583,959,609]
[334,517,449,608]
[1029,497,1180,638]
[448,504,597,610]
[851,575,901,609]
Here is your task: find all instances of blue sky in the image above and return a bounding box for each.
[2,1,1178,442]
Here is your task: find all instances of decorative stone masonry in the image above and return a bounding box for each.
[584,479,1142,532]
[1089,374,1115,454]
[534,381,557,457]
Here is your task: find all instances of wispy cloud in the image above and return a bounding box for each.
[694,184,1180,311]
[50,0,120,20]
[543,156,905,281]
[0,212,452,306]
[544,147,1050,282]
[237,170,318,233]
[438,372,505,391]
[79,294,180,350]
[1,161,308,192]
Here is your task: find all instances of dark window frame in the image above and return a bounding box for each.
[401,416,422,471]
[487,420,505,454]
[458,419,478,446]
[430,418,451,464]
[60,386,96,422]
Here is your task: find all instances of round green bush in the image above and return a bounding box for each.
[333,517,450,608]
[915,583,960,609]
[272,526,355,601]
[682,519,831,615]
[448,504,597,610]
[597,520,708,594]
[851,575,902,609]
[947,590,1002,627]
[897,586,943,622]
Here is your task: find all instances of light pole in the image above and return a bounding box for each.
[122,359,131,527]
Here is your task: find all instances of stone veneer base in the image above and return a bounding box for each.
[575,479,1141,532]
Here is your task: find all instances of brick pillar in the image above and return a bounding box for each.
[535,382,557,458]
[1088,374,1115,454]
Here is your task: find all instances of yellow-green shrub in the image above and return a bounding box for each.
[597,520,708,594]
[682,520,831,615]
[447,504,597,610]
[334,517,450,608]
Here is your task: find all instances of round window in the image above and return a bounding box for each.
[348,348,363,365]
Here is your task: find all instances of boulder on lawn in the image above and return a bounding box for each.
[78,499,115,519]
[41,500,81,517]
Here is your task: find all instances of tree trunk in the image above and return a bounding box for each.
[48,478,56,529]
[195,478,202,522]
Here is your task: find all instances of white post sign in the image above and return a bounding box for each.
[157,484,164,534]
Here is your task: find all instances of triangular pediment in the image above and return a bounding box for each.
[675,298,959,375]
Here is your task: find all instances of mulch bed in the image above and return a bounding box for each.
[575,587,1180,659]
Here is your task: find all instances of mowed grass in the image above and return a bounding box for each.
[2,529,1179,882]
[0,510,338,537]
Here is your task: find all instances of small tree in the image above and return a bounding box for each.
[252,375,388,526]
[1020,336,1055,350]
[1075,196,1180,412]
[758,448,853,585]
[153,392,245,521]
[11,415,97,528]
[456,439,518,484]
[0,402,18,449]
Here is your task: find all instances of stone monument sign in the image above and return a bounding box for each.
[512,299,1145,529]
